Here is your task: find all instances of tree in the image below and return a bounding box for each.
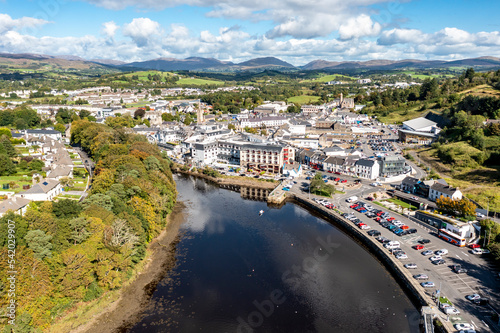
[83,193,114,211]
[54,123,66,133]
[28,158,45,171]
[162,113,175,122]
[287,104,300,113]
[0,136,17,157]
[52,199,82,218]
[25,230,53,260]
[68,217,91,245]
[0,155,16,175]
[134,108,146,119]
[104,218,139,249]
[0,127,12,137]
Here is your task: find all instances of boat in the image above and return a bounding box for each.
[259,210,264,216]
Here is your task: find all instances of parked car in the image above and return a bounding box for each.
[429,255,442,262]
[433,259,446,265]
[421,282,435,288]
[421,250,433,256]
[444,307,460,315]
[404,263,418,269]
[407,228,417,234]
[413,274,428,280]
[468,243,480,249]
[471,248,483,255]
[465,294,481,301]
[454,323,474,331]
[413,245,424,250]
[396,254,408,260]
[367,230,381,236]
[419,239,431,244]
[452,265,468,274]
[435,249,449,256]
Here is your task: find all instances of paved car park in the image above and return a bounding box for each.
[291,166,500,332]
[334,194,500,333]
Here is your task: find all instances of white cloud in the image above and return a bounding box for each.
[122,18,161,46]
[378,28,425,45]
[1,13,500,66]
[0,13,51,34]
[101,21,119,39]
[81,0,393,39]
[338,14,381,40]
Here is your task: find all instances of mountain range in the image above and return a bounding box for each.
[1,52,500,73]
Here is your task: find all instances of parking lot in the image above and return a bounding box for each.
[335,195,500,333]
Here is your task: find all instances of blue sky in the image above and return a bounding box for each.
[0,0,499,64]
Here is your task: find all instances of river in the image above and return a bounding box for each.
[128,175,420,333]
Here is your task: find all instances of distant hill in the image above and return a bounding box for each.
[237,57,294,69]
[0,53,115,72]
[123,56,294,72]
[302,57,500,71]
[91,59,127,66]
[1,53,500,74]
[124,57,232,71]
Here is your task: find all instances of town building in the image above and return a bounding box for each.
[428,183,463,202]
[378,155,408,177]
[354,159,380,179]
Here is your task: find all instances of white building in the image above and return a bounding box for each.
[428,183,463,202]
[15,179,62,201]
[354,159,380,180]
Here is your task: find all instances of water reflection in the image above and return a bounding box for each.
[129,174,420,333]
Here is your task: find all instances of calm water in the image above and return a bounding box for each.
[129,175,420,333]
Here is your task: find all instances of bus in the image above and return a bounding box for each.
[438,229,466,247]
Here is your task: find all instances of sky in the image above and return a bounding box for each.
[1,0,500,65]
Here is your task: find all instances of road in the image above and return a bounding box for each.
[290,171,500,333]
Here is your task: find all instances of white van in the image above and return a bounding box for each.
[388,241,400,247]
[346,196,358,203]
[384,243,399,250]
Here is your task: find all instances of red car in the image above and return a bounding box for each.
[413,245,424,250]
[375,217,382,222]
[341,179,347,183]
[334,171,341,175]
[350,204,358,209]
[376,211,384,216]
[334,178,340,182]
[468,244,480,249]
[387,217,395,222]
[366,197,374,201]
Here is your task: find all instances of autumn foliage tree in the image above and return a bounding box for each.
[0,120,177,331]
[436,195,477,218]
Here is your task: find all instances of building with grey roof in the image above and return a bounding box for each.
[0,197,31,217]
[15,179,62,201]
[355,159,380,180]
[428,183,462,202]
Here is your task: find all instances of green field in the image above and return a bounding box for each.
[302,74,356,83]
[177,78,224,86]
[401,71,454,79]
[122,70,176,81]
[287,95,321,104]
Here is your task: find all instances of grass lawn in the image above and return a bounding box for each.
[0,174,33,193]
[58,194,81,199]
[385,197,418,210]
[287,95,321,104]
[377,106,442,124]
[176,78,224,85]
[458,84,500,98]
[73,161,83,165]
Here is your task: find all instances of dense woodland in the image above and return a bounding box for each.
[0,121,177,332]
